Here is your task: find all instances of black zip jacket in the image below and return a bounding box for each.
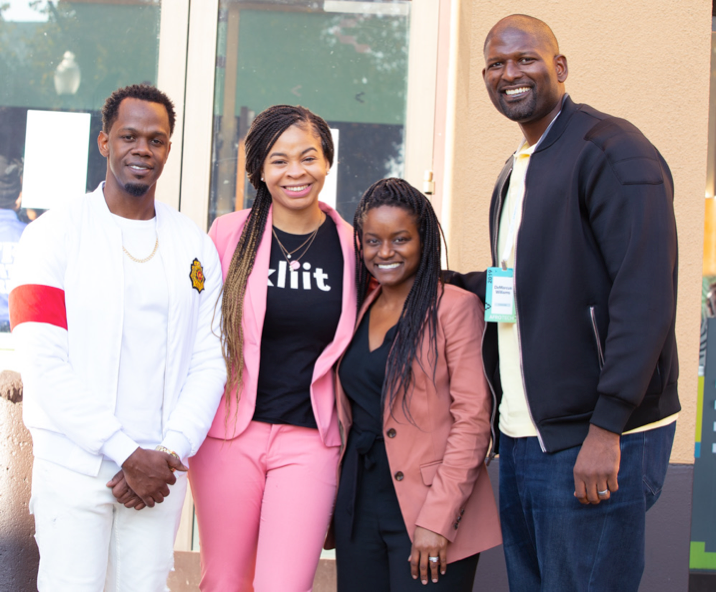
[448,96,680,454]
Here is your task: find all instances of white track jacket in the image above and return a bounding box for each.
[10,184,226,476]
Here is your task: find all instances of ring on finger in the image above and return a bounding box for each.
[598,489,609,496]
[428,556,439,563]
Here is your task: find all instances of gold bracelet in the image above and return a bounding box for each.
[155,445,180,472]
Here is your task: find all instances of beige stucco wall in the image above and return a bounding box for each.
[445,0,713,464]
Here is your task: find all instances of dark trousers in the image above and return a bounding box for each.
[499,422,676,592]
[334,435,479,592]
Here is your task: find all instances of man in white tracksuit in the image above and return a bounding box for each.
[9,84,226,591]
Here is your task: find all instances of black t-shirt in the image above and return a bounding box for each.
[253,217,344,428]
[338,307,398,435]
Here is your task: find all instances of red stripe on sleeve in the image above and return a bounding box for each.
[9,285,67,331]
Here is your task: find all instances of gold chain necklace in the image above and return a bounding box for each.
[273,226,318,258]
[272,215,324,271]
[122,236,159,263]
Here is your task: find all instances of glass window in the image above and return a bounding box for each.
[0,0,163,334]
[208,0,411,227]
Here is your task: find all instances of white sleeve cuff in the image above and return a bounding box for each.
[100,431,139,467]
[161,431,192,462]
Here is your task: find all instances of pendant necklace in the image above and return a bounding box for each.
[272,214,324,271]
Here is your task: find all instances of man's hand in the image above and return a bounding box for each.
[573,424,620,504]
[121,448,188,508]
[106,470,146,510]
[409,526,449,585]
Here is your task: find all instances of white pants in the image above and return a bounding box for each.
[30,457,187,592]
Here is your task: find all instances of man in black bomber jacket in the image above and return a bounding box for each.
[448,14,680,592]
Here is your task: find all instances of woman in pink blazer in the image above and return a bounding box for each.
[189,105,356,592]
[332,178,501,591]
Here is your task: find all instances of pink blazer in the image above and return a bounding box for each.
[207,202,357,447]
[336,284,502,562]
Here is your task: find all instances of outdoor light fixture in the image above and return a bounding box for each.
[54,51,81,96]
[423,170,435,195]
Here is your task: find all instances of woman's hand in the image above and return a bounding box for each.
[409,526,448,585]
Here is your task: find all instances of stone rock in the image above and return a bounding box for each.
[0,370,23,403]
[0,393,38,591]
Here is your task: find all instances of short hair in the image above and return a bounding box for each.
[484,14,560,55]
[101,84,176,136]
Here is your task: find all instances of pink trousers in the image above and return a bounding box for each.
[189,421,340,592]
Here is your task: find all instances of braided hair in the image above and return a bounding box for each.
[353,178,446,421]
[219,105,334,414]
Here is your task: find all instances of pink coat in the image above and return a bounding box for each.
[336,284,502,562]
[206,202,357,447]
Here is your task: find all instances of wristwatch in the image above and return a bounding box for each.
[155,445,180,471]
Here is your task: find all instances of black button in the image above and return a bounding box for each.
[394,471,404,481]
[387,428,397,438]
[460,509,465,515]
[454,523,459,529]
[457,516,462,522]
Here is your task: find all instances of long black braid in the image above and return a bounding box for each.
[219,105,334,418]
[353,178,446,422]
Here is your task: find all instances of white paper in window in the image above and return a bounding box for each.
[320,128,339,210]
[22,110,91,210]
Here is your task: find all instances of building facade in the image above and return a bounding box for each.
[0,1,713,590]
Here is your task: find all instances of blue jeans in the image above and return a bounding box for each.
[499,422,675,592]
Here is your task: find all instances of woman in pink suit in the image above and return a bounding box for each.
[189,105,356,592]
[332,178,502,591]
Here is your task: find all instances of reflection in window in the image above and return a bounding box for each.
[0,0,162,332]
[209,0,411,227]
[0,154,25,331]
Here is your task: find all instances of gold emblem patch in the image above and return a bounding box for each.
[189,258,205,293]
